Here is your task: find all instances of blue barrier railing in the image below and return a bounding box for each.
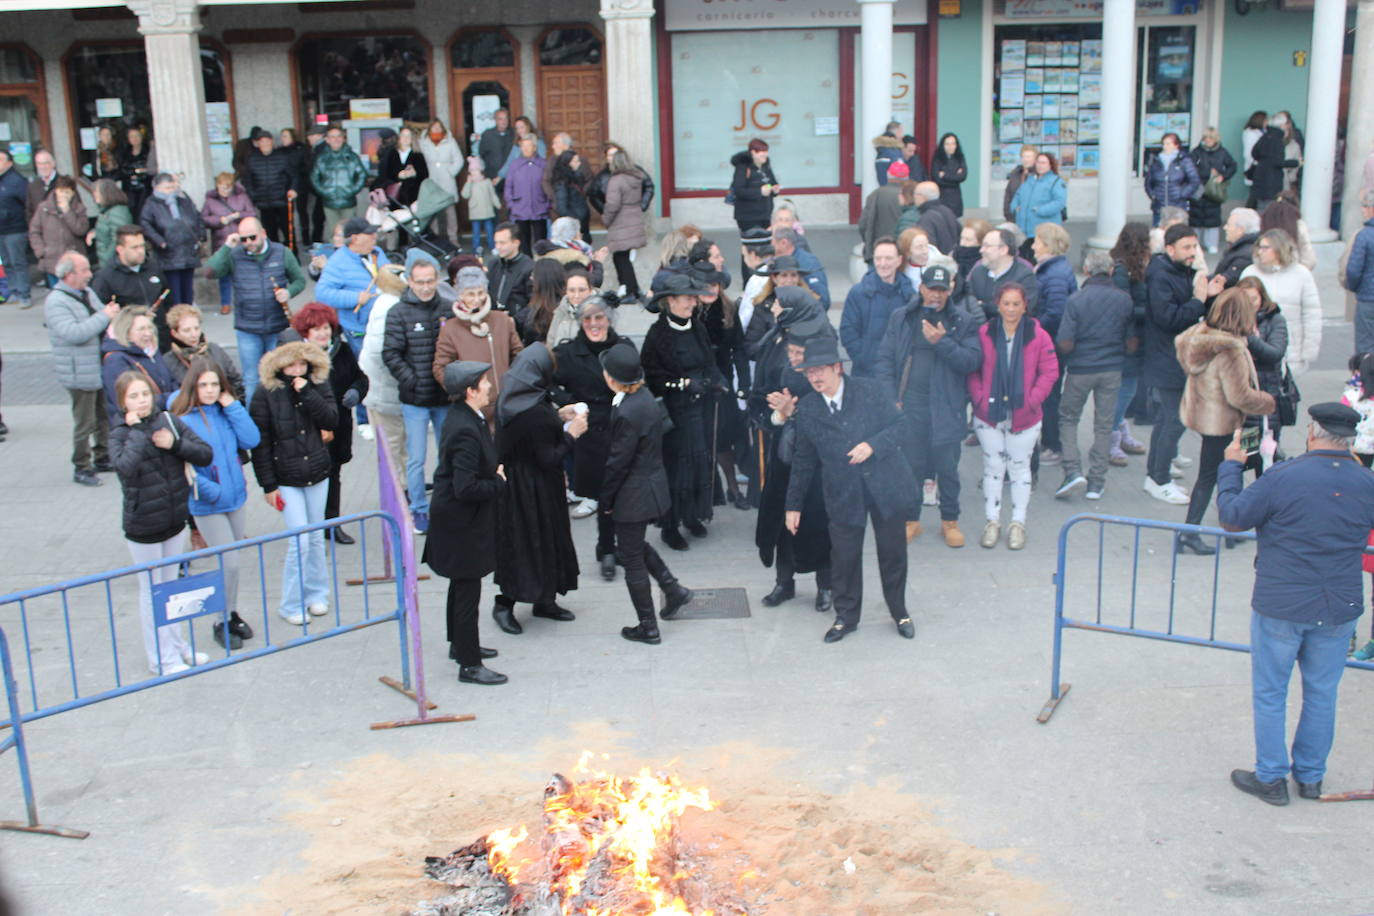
[1038,513,1374,724]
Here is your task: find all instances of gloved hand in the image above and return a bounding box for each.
[1259,433,1277,463]
[341,389,361,410]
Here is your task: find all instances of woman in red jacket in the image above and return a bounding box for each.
[966,283,1059,550]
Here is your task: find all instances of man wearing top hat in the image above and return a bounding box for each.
[785,335,918,643]
[422,360,507,685]
[1217,402,1374,805]
[875,263,983,547]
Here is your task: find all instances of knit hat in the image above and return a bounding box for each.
[455,266,487,292]
[887,160,910,179]
[466,156,485,175]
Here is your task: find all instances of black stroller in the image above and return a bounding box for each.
[370,178,460,263]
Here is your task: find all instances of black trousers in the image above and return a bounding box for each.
[325,465,341,520]
[1038,363,1067,452]
[1146,386,1186,485]
[1185,433,1231,526]
[907,413,962,521]
[612,249,640,299]
[310,194,325,244]
[293,194,314,247]
[828,500,908,629]
[615,519,670,589]
[595,509,616,561]
[775,533,832,589]
[515,219,546,256]
[260,205,291,245]
[445,577,482,666]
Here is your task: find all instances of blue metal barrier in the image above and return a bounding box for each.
[1038,513,1374,723]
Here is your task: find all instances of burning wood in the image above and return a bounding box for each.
[415,755,750,915]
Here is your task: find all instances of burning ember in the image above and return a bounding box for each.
[417,753,751,915]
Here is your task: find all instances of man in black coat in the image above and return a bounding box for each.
[1247,125,1299,210]
[599,342,694,645]
[478,109,515,196]
[1213,207,1260,289]
[422,360,507,685]
[912,181,961,254]
[242,128,298,245]
[485,222,534,314]
[786,336,917,643]
[382,258,450,533]
[91,224,170,351]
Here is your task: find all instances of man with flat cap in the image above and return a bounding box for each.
[1217,402,1374,805]
[599,341,695,644]
[422,360,507,685]
[785,335,918,643]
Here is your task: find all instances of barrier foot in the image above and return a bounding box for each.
[1036,683,1071,723]
[1318,789,1374,802]
[377,675,438,710]
[369,714,476,730]
[0,820,90,839]
[346,573,430,587]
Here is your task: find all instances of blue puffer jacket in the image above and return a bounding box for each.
[1346,220,1374,301]
[1032,255,1078,338]
[839,268,915,377]
[1010,171,1067,238]
[176,399,261,515]
[315,245,392,338]
[1144,152,1201,214]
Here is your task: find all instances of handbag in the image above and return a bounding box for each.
[1276,365,1301,427]
[1203,174,1229,204]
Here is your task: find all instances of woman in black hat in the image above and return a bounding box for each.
[553,296,623,580]
[691,259,749,511]
[741,255,818,360]
[423,361,507,685]
[641,274,727,550]
[491,343,588,634]
[599,341,695,644]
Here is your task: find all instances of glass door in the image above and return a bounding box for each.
[852,31,919,186]
[1134,24,1196,175]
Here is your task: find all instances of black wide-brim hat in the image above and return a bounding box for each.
[647,272,713,308]
[796,335,842,370]
[756,255,811,277]
[599,340,644,385]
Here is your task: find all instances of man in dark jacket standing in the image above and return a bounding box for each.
[1143,224,1223,504]
[485,222,534,313]
[1213,207,1260,289]
[478,109,515,196]
[382,258,449,534]
[911,181,961,254]
[858,163,906,262]
[599,341,694,645]
[964,228,1039,322]
[840,237,913,377]
[0,150,33,307]
[785,335,917,643]
[1344,191,1374,355]
[1218,403,1374,806]
[26,149,60,224]
[875,265,983,547]
[1248,124,1300,212]
[91,225,170,349]
[242,128,298,246]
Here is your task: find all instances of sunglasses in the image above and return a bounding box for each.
[240,234,259,242]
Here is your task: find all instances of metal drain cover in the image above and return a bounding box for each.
[662,587,751,619]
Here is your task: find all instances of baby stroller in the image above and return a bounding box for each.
[366,178,460,263]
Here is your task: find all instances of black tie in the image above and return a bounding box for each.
[829,399,839,415]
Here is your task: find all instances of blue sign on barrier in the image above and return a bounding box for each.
[151,569,226,627]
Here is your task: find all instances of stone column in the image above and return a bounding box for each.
[858,0,896,201]
[1300,0,1345,243]
[1340,0,1374,244]
[1090,0,1135,249]
[128,0,213,203]
[600,0,657,177]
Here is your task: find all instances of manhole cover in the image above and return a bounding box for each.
[662,587,751,620]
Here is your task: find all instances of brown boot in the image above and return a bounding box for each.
[940,520,965,548]
[905,521,922,543]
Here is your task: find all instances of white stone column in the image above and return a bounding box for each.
[1090,0,1135,249]
[1340,0,1374,243]
[858,0,896,202]
[600,0,657,177]
[128,0,213,203]
[1300,0,1345,243]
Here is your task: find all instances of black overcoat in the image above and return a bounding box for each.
[494,401,580,602]
[600,386,672,524]
[423,403,504,580]
[552,329,620,498]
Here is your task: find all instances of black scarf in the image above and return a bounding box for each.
[987,316,1030,424]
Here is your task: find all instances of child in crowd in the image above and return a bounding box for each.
[461,157,499,255]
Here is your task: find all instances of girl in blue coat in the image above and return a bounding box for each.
[171,356,261,650]
[1010,152,1068,240]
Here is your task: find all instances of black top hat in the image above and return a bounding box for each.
[599,341,643,386]
[1308,402,1361,438]
[443,360,491,399]
[648,272,713,308]
[758,255,810,277]
[796,335,842,370]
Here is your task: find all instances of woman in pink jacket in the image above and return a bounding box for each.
[966,282,1060,550]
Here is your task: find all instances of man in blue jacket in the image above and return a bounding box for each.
[316,217,391,429]
[840,237,913,377]
[1218,403,1374,806]
[0,150,32,307]
[772,228,829,308]
[1345,190,1374,355]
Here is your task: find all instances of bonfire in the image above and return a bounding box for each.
[416,753,752,915]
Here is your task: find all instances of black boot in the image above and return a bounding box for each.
[1176,532,1217,556]
[599,553,617,581]
[762,581,795,607]
[621,579,661,644]
[228,611,253,640]
[645,550,694,619]
[815,589,834,613]
[492,601,522,634]
[661,527,689,551]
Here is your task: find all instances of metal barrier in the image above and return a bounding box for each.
[1038,513,1374,725]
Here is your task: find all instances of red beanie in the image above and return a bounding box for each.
[887,160,910,179]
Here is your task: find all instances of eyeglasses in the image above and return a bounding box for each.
[240,234,259,242]
[1254,243,1271,250]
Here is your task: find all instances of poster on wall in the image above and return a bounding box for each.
[1062,42,1080,66]
[1060,94,1078,119]
[1042,119,1061,143]
[1027,41,1045,67]
[1060,119,1078,142]
[205,102,232,145]
[471,95,502,137]
[1080,40,1103,73]
[1025,68,1044,93]
[999,111,1024,141]
[1078,146,1100,175]
[1001,76,1025,109]
[1143,113,1167,143]
[1078,109,1101,141]
[1042,94,1060,119]
[1166,112,1192,141]
[1078,73,1102,107]
[1002,40,1027,71]
[1024,95,1043,117]
[1059,144,1078,170]
[78,127,97,150]
[95,98,123,119]
[348,98,392,120]
[1024,119,1043,144]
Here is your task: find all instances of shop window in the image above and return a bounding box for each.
[450,30,515,70]
[539,28,602,67]
[0,47,37,84]
[670,30,841,190]
[1135,25,1196,172]
[992,24,1103,180]
[0,45,48,178]
[296,34,430,125]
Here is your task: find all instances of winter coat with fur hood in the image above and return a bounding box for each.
[1176,322,1276,437]
[248,341,337,491]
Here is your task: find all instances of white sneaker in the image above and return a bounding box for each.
[358,424,375,441]
[1172,455,1193,469]
[566,489,580,505]
[180,649,209,666]
[922,479,937,506]
[1170,464,1185,479]
[151,661,190,676]
[1085,486,1104,500]
[307,603,329,617]
[570,499,597,519]
[1143,477,1190,505]
[735,472,749,485]
[279,608,307,626]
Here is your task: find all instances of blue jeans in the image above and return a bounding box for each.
[1113,373,1140,428]
[1250,611,1358,784]
[218,276,233,311]
[471,219,494,253]
[279,480,330,617]
[0,232,30,300]
[236,330,280,403]
[401,403,447,514]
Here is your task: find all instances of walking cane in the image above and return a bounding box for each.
[710,393,720,499]
[149,288,170,313]
[286,194,296,253]
[270,276,292,323]
[756,428,766,489]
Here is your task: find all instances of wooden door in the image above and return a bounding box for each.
[452,69,522,151]
[537,66,606,171]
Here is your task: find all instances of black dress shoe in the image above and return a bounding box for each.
[761,582,795,607]
[228,611,253,640]
[459,664,508,685]
[327,528,355,545]
[449,644,499,661]
[814,589,833,613]
[600,554,617,581]
[1230,769,1289,805]
[661,528,689,551]
[621,624,662,644]
[685,520,708,538]
[1177,532,1217,556]
[823,621,856,643]
[212,621,243,649]
[94,458,114,473]
[895,617,915,639]
[73,469,102,487]
[532,603,575,621]
[730,491,752,511]
[1295,778,1322,800]
[492,604,522,635]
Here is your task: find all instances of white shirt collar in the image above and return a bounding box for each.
[613,391,626,406]
[828,378,845,413]
[470,404,485,422]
